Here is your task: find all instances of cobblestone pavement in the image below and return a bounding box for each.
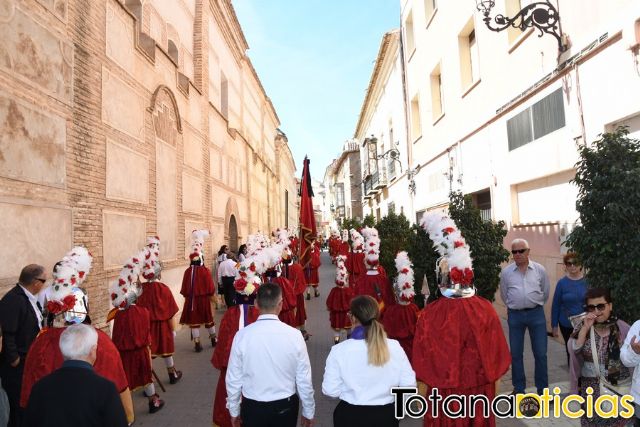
[130,252,578,426]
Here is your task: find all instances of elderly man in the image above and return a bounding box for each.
[0,264,47,427]
[226,283,315,427]
[23,324,127,427]
[500,238,551,395]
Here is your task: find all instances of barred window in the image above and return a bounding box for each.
[507,88,565,151]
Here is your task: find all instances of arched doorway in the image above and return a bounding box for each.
[228,215,238,252]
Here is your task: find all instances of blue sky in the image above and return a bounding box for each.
[232,1,401,181]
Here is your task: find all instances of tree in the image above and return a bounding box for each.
[362,214,376,227]
[567,128,640,321]
[337,217,362,232]
[407,224,440,307]
[376,212,413,280]
[448,191,510,301]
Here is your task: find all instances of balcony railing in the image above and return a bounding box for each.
[479,208,492,222]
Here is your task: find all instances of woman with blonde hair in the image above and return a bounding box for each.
[322,295,415,427]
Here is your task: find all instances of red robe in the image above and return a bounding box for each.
[272,276,297,327]
[137,281,179,356]
[338,242,350,258]
[328,236,340,260]
[412,296,511,427]
[20,327,128,407]
[382,303,420,362]
[353,271,395,315]
[112,305,152,390]
[347,251,366,286]
[305,248,321,285]
[288,263,307,327]
[179,265,215,326]
[326,285,354,329]
[211,305,260,427]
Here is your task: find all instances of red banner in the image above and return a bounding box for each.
[298,156,316,268]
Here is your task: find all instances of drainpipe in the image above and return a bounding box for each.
[398,24,415,223]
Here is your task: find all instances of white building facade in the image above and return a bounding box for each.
[396,0,640,294]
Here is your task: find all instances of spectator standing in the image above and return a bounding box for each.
[322,295,415,427]
[551,252,587,365]
[237,245,248,262]
[226,283,314,427]
[218,253,239,308]
[0,264,47,427]
[23,324,127,427]
[500,238,550,395]
[569,288,630,426]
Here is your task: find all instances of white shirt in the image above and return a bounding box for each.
[226,314,315,419]
[19,285,43,329]
[218,258,238,282]
[620,320,640,403]
[322,337,416,405]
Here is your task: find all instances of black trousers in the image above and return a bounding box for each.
[333,400,398,427]
[240,394,299,427]
[0,359,24,427]
[222,276,236,307]
[559,324,574,366]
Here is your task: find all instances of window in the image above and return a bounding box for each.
[506,0,524,43]
[430,64,444,121]
[459,19,480,91]
[425,0,437,25]
[405,12,415,54]
[410,95,422,141]
[284,190,289,228]
[167,40,179,64]
[507,88,566,151]
[388,202,396,214]
[221,73,229,119]
[416,209,426,224]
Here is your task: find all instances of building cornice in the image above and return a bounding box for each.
[354,30,400,139]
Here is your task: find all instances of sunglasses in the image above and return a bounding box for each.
[585,303,608,312]
[511,249,528,254]
[565,261,578,266]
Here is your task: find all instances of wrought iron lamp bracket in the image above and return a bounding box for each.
[477,1,568,52]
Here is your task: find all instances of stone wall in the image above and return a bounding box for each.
[0,0,296,326]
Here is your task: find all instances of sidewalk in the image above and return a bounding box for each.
[129,252,578,426]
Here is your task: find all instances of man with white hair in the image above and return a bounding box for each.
[23,324,127,426]
[500,238,551,396]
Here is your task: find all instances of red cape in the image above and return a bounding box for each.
[273,276,297,326]
[20,327,128,407]
[382,303,420,362]
[211,305,259,427]
[137,281,179,321]
[288,263,307,295]
[180,265,215,297]
[353,272,395,313]
[112,305,152,389]
[347,252,366,285]
[338,242,350,257]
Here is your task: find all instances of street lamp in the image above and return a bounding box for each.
[475,0,569,52]
[365,136,402,173]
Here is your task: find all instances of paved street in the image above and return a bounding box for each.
[131,252,577,426]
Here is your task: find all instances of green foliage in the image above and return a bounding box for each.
[338,217,362,232]
[376,212,413,280]
[407,224,440,307]
[567,128,640,321]
[362,214,376,227]
[448,191,510,301]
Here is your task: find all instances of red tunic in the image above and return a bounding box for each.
[20,327,128,407]
[353,272,395,315]
[382,303,420,362]
[272,276,297,327]
[326,286,354,329]
[328,236,341,259]
[287,263,307,327]
[347,252,366,286]
[305,248,321,285]
[211,305,260,427]
[179,265,215,326]
[136,281,179,356]
[112,305,152,390]
[412,296,511,427]
[338,242,350,258]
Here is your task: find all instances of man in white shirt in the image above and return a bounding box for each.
[226,283,315,427]
[218,253,238,308]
